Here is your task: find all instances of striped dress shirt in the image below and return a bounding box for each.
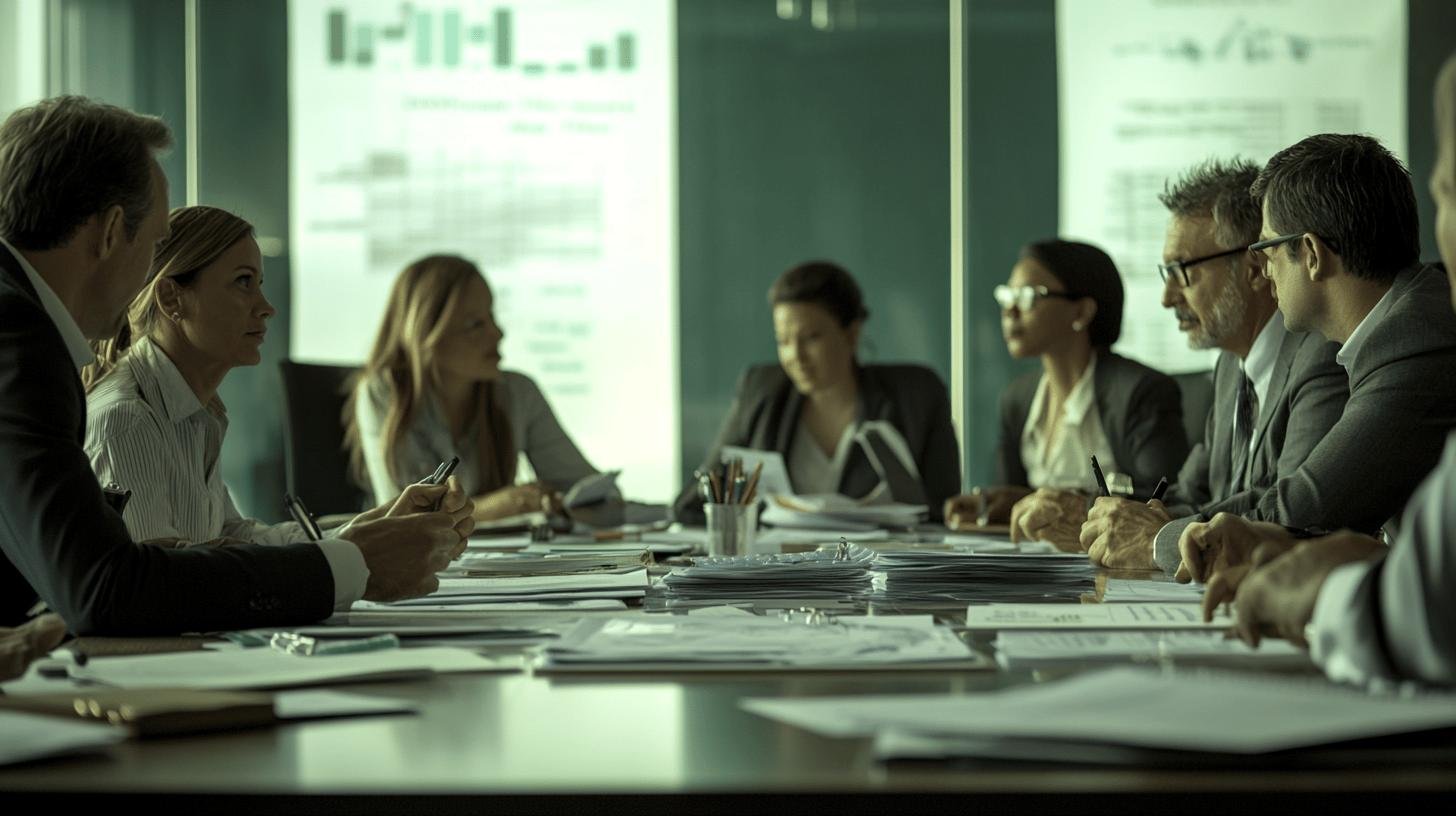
[84,338,367,608]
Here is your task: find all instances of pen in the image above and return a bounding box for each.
[1149,477,1169,502]
[419,456,460,511]
[732,475,747,505]
[284,493,323,542]
[1089,455,1110,497]
[973,486,990,527]
[743,462,764,504]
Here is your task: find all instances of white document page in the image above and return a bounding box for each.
[0,710,124,766]
[1101,578,1206,603]
[746,667,1456,754]
[964,603,1226,630]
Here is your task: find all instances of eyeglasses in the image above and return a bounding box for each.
[1156,245,1251,288]
[1249,232,1306,256]
[994,284,1082,313]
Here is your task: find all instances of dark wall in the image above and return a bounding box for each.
[677,0,953,486]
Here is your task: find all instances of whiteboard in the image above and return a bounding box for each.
[288,0,677,500]
[1057,0,1407,373]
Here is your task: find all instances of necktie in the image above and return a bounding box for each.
[1230,372,1258,492]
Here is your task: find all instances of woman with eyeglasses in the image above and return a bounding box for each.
[943,240,1188,541]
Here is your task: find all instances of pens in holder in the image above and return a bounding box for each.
[1089,455,1110,497]
[743,462,764,505]
[284,493,324,542]
[1149,477,1169,502]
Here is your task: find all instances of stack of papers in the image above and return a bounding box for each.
[447,549,650,577]
[992,631,1308,670]
[651,545,876,609]
[0,711,124,766]
[359,569,651,610]
[744,666,1456,757]
[761,494,928,531]
[539,612,986,672]
[874,550,1096,607]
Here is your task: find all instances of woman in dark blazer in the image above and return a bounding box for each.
[944,240,1187,544]
[673,261,961,525]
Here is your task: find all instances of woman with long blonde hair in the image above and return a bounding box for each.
[344,255,602,522]
[82,206,472,571]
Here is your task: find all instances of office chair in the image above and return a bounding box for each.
[278,359,371,515]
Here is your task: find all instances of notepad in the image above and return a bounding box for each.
[71,646,516,690]
[963,603,1227,630]
[744,666,1456,754]
[1101,577,1205,603]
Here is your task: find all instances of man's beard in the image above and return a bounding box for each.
[1181,275,1247,351]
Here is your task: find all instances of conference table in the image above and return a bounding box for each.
[3,540,1455,813]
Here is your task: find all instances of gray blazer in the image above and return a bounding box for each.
[1152,322,1348,573]
[997,350,1188,496]
[672,363,961,524]
[1198,265,1456,535]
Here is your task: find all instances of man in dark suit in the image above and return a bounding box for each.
[1077,159,1347,571]
[0,96,471,635]
[1179,133,1456,580]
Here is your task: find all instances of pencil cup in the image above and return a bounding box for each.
[705,503,758,557]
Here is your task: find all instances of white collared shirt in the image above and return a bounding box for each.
[1020,356,1118,492]
[788,419,860,496]
[84,337,367,611]
[1335,285,1398,374]
[0,237,95,370]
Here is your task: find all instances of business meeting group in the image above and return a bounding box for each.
[1,9,1455,812]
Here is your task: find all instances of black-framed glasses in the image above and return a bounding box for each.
[1249,232,1306,256]
[994,284,1081,313]
[1156,245,1251,288]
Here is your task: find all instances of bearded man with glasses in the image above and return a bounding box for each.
[1076,159,1348,574]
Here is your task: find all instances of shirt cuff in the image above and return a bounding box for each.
[317,537,370,611]
[1309,560,1381,685]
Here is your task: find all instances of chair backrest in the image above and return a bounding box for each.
[278,359,370,515]
[1172,369,1215,449]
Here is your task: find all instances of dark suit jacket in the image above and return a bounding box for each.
[1151,321,1348,574]
[0,243,335,633]
[997,350,1188,496]
[1212,265,1456,534]
[672,364,961,524]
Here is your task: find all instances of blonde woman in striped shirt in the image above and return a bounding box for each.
[81,206,473,567]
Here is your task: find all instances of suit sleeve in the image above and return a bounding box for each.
[0,305,334,634]
[1204,349,1452,533]
[995,384,1029,488]
[1310,434,1456,686]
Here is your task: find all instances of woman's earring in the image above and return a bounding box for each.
[1072,321,1085,332]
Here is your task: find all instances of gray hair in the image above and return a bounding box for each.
[1158,158,1263,249]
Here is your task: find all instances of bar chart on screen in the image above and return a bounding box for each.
[289,0,677,500]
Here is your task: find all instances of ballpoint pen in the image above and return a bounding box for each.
[1150,477,1169,502]
[973,486,990,527]
[284,493,324,542]
[1089,455,1110,497]
[420,456,460,511]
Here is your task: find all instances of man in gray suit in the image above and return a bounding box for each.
[1204,54,1456,688]
[1069,160,1347,571]
[1180,132,1456,583]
